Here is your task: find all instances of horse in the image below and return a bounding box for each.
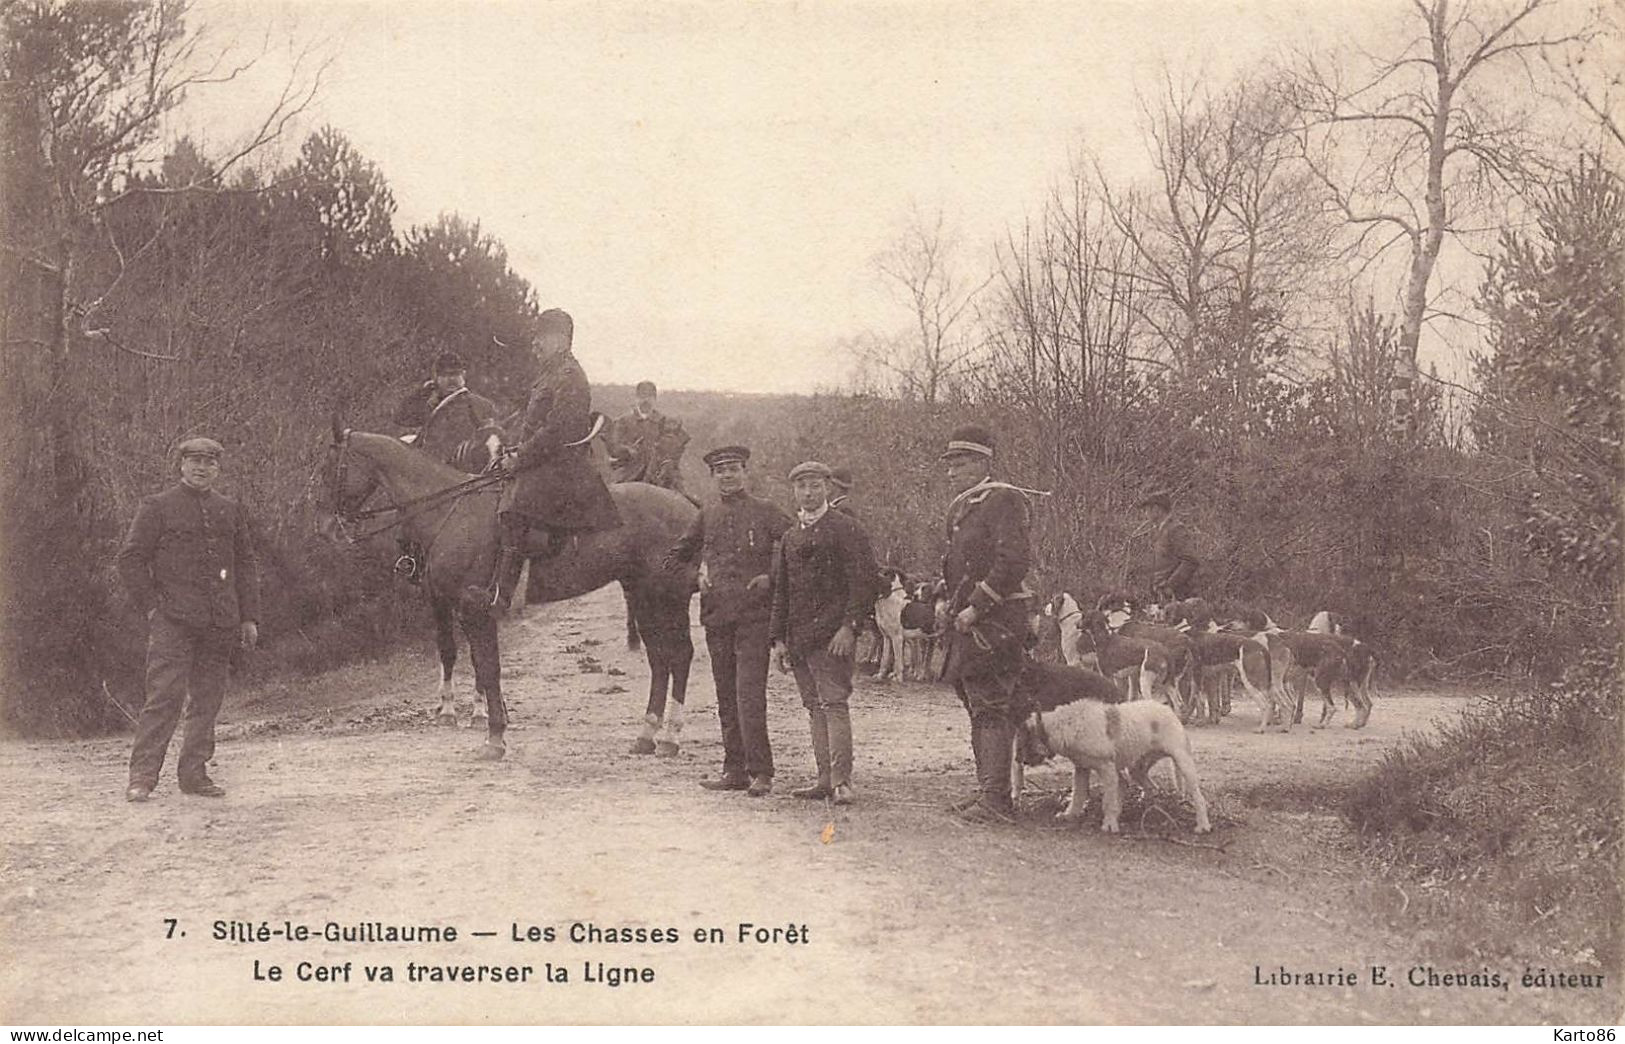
[316,421,700,760]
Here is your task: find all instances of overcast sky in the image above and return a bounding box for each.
[175,1,1430,394]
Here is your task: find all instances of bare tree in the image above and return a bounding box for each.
[1284,0,1594,439]
[865,208,991,404]
[1097,71,1332,390]
[1540,0,1625,151]
[2,0,325,512]
[986,162,1147,481]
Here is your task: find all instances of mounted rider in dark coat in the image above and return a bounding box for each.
[393,351,504,474]
[608,380,690,493]
[474,308,620,615]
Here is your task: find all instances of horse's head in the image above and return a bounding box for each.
[314,416,385,544]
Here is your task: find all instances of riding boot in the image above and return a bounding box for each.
[474,546,525,617]
[957,718,1016,823]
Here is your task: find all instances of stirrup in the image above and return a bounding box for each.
[394,554,423,583]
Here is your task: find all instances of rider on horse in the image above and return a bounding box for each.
[393,351,504,582]
[608,381,691,493]
[394,351,504,473]
[475,308,620,616]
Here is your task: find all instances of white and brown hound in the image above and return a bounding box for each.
[874,569,942,682]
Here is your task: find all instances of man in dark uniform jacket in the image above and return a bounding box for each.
[478,308,620,615]
[770,460,878,806]
[663,445,792,797]
[117,437,261,802]
[608,380,690,493]
[938,424,1036,824]
[1138,490,1200,603]
[393,351,504,473]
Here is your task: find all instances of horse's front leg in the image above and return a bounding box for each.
[432,598,459,725]
[462,609,506,760]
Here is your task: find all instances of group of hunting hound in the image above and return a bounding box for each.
[872,570,1377,734]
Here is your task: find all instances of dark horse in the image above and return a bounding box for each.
[317,422,699,759]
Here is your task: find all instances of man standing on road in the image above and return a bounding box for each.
[1139,490,1201,604]
[937,424,1036,824]
[663,446,792,797]
[117,437,261,802]
[771,460,878,806]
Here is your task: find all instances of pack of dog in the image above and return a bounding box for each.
[1134,596,1291,732]
[1206,604,1377,729]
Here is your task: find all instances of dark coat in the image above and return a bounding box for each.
[665,492,791,629]
[770,509,878,656]
[500,350,620,532]
[940,481,1035,682]
[394,383,503,473]
[1150,516,1200,598]
[609,408,690,486]
[116,484,261,629]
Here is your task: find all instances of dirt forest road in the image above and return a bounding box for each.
[3,584,1618,1025]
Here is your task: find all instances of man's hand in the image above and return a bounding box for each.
[773,641,792,674]
[827,623,856,659]
[240,621,259,651]
[954,604,980,634]
[745,573,770,592]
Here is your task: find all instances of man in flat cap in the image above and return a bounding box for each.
[608,380,691,494]
[663,445,792,796]
[117,437,260,802]
[478,309,620,616]
[394,351,504,474]
[770,460,879,805]
[1138,490,1200,604]
[937,424,1036,824]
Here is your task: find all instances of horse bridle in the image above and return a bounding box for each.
[326,428,506,543]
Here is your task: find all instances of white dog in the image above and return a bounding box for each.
[1019,697,1213,835]
[874,569,940,681]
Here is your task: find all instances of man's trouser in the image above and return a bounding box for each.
[486,511,568,609]
[706,618,773,779]
[790,647,855,790]
[951,638,1022,813]
[129,614,236,788]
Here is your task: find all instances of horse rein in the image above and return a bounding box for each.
[327,429,504,543]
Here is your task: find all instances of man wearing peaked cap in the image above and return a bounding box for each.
[937,422,1035,824]
[174,436,224,460]
[940,423,996,460]
[117,435,261,803]
[663,443,791,794]
[771,459,878,805]
[701,444,749,469]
